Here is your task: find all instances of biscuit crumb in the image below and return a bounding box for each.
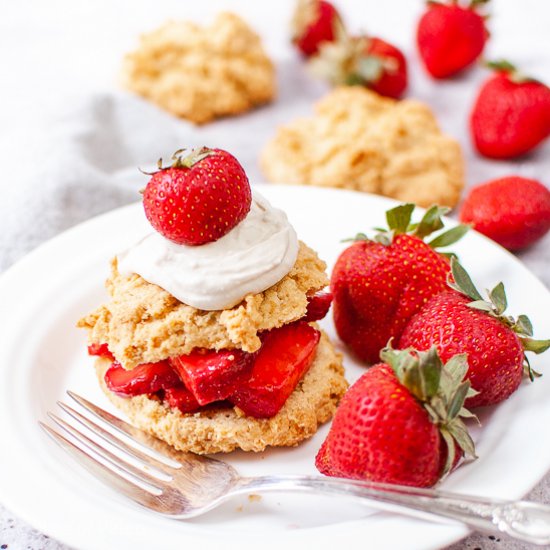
[78,242,328,368]
[261,87,464,208]
[121,12,275,124]
[248,494,262,502]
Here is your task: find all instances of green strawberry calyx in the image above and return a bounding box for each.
[487,59,540,85]
[309,35,388,87]
[380,345,478,477]
[346,203,469,248]
[448,257,550,380]
[141,147,215,176]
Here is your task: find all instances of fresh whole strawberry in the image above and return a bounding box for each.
[417,0,489,79]
[332,203,468,364]
[309,34,408,99]
[142,147,252,246]
[399,259,550,407]
[459,176,550,250]
[316,346,477,487]
[291,0,344,57]
[470,61,550,159]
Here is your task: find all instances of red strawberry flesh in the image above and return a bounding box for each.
[105,360,181,397]
[170,348,256,406]
[230,321,321,418]
[304,291,333,322]
[164,386,202,414]
[88,342,113,360]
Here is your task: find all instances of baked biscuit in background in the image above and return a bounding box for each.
[122,12,276,124]
[261,87,464,208]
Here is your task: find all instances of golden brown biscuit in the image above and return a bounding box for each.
[78,242,328,369]
[94,330,347,454]
[260,87,464,208]
[121,12,275,124]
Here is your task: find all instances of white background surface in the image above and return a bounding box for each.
[1,1,550,549]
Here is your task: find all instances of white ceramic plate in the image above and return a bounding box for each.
[1,184,550,550]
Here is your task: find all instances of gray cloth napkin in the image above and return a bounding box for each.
[0,61,327,272]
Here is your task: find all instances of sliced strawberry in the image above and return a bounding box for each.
[304,291,333,322]
[105,361,181,397]
[170,349,256,406]
[164,386,202,414]
[230,321,321,418]
[88,342,113,360]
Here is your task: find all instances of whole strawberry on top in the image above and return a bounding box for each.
[291,0,344,57]
[331,203,468,364]
[399,258,550,408]
[142,147,252,246]
[470,61,550,159]
[460,176,550,251]
[417,0,489,79]
[309,33,408,99]
[316,346,477,487]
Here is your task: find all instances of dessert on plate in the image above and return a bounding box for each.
[260,86,464,208]
[121,13,275,124]
[78,148,347,454]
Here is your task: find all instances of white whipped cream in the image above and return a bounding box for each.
[117,191,299,311]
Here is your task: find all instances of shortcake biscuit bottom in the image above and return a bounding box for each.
[94,330,347,454]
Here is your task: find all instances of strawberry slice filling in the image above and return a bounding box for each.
[90,294,330,419]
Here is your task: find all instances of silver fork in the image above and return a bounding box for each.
[40,391,550,545]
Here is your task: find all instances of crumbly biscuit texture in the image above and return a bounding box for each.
[261,87,464,208]
[121,12,275,124]
[78,242,328,369]
[94,330,348,454]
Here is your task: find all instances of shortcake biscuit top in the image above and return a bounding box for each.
[121,12,275,124]
[78,242,328,369]
[260,87,464,208]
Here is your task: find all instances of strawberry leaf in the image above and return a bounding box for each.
[428,224,470,249]
[386,203,415,234]
[448,381,471,420]
[356,56,384,84]
[449,258,483,301]
[446,419,477,459]
[414,205,449,238]
[521,337,550,355]
[439,428,456,478]
[489,282,507,315]
[515,315,534,337]
[466,300,494,312]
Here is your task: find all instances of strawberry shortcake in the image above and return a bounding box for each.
[78,148,347,454]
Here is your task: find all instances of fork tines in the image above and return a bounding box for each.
[39,391,182,512]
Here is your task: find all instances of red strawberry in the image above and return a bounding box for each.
[303,291,332,322]
[142,147,252,246]
[331,204,468,364]
[459,176,550,250]
[316,346,476,487]
[399,259,550,407]
[164,386,201,414]
[87,342,113,360]
[169,348,256,406]
[470,61,550,159]
[105,360,181,397]
[416,0,489,79]
[291,0,344,57]
[230,321,320,418]
[310,34,408,99]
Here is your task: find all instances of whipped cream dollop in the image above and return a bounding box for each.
[117,191,299,310]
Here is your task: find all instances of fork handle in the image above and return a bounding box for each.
[236,475,550,545]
